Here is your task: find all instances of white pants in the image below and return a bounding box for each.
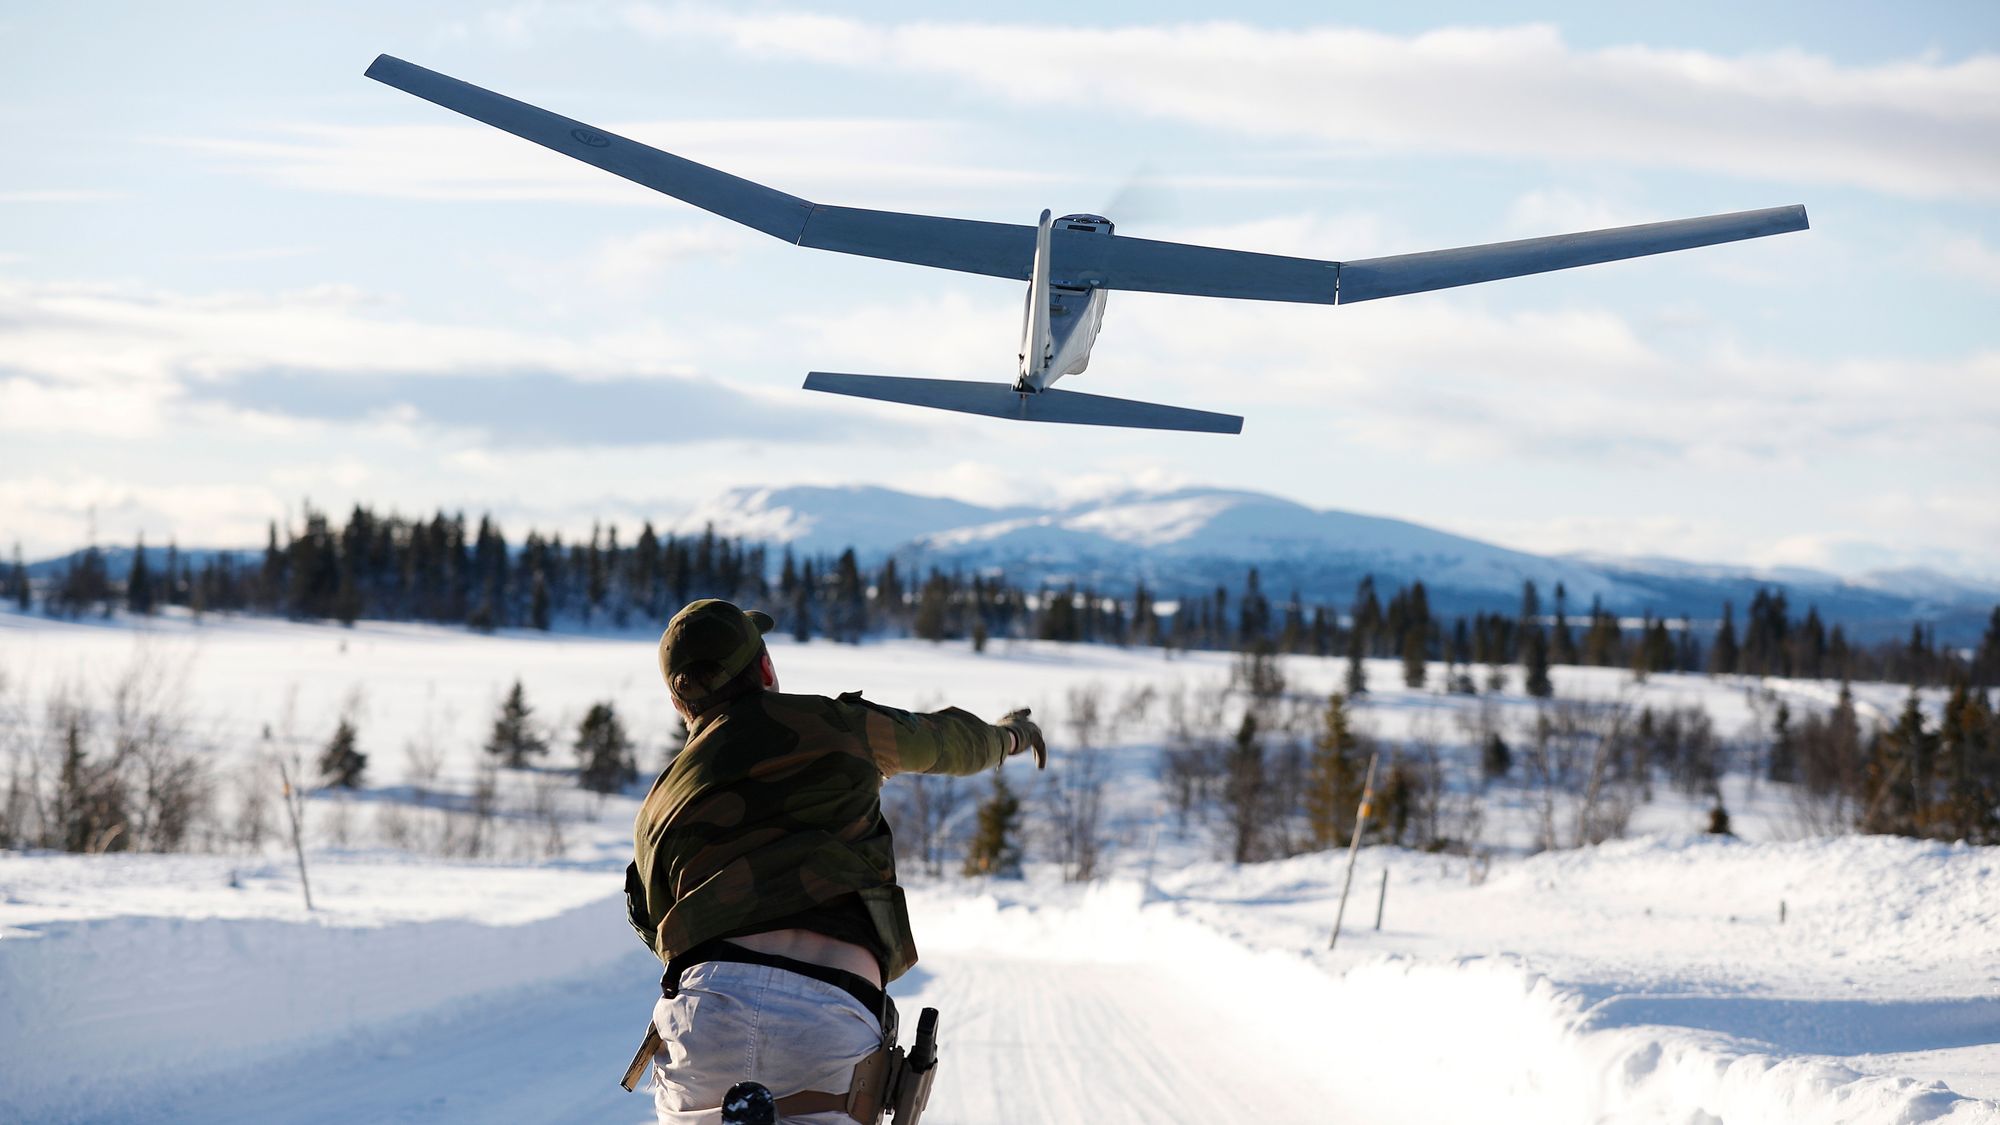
[650,960,884,1125]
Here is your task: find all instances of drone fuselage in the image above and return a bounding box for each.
[1018,213,1114,392]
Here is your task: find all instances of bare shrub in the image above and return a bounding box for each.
[1159,682,1228,835]
[1572,703,1639,847]
[1112,684,1157,734]
[0,670,33,849]
[230,744,276,851]
[322,790,354,848]
[106,657,211,852]
[526,768,570,860]
[1458,701,1507,787]
[1638,704,1723,799]
[1043,683,1110,881]
[451,759,500,859]
[890,773,965,878]
[1515,699,1645,850]
[1262,727,1311,856]
[1404,719,1451,851]
[46,686,130,853]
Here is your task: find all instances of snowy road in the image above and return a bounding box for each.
[132,949,1363,1125]
[891,956,1363,1124]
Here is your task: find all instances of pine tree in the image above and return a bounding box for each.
[530,570,552,631]
[962,770,1022,877]
[1583,598,1620,667]
[163,541,181,607]
[788,560,813,643]
[1344,628,1368,696]
[1481,733,1512,782]
[126,535,155,616]
[52,704,129,853]
[1377,760,1419,846]
[1305,692,1365,849]
[1523,628,1553,698]
[832,549,867,642]
[575,702,636,794]
[1223,712,1265,863]
[1712,600,1744,668]
[1706,802,1733,835]
[1768,701,1796,783]
[913,570,950,642]
[7,543,27,612]
[485,680,550,768]
[1862,692,1934,836]
[319,717,367,788]
[1550,582,1576,666]
[1401,627,1427,690]
[1975,607,2000,689]
[1350,576,1381,656]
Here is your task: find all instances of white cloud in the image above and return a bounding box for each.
[1071,276,2000,471]
[1459,513,1744,565]
[590,225,757,288]
[1051,464,1197,507]
[0,275,855,449]
[1922,230,2000,286]
[1502,190,1656,238]
[779,288,1021,382]
[1751,529,2000,584]
[635,11,2000,200]
[0,276,665,406]
[0,190,127,203]
[0,474,283,555]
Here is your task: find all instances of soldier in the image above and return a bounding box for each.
[623,598,1046,1124]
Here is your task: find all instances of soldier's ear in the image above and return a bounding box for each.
[758,649,778,690]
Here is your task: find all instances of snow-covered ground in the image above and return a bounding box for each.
[1,609,1995,1123]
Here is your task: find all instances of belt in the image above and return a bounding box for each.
[665,938,897,1040]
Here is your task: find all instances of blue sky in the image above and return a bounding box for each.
[2,2,1996,579]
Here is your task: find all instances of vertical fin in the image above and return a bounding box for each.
[1018,210,1054,387]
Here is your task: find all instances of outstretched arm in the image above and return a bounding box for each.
[836,694,1042,777]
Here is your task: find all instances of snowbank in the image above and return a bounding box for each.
[913,877,2000,1124]
[0,857,638,1123]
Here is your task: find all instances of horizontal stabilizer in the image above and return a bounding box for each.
[803,373,1242,434]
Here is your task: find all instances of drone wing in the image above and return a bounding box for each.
[1051,205,1807,304]
[367,56,1806,304]
[364,55,1037,279]
[1332,206,1809,304]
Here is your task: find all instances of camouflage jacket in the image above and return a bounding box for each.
[626,689,1010,982]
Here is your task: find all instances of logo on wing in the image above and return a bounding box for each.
[571,127,611,148]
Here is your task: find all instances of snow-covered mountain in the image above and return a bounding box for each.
[23,484,1993,641]
[669,484,1996,641]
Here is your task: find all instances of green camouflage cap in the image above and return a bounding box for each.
[658,599,775,699]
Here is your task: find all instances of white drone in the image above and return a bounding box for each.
[368,55,1808,435]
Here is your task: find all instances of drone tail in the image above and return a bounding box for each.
[803,372,1242,434]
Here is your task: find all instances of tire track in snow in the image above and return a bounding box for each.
[893,955,1366,1124]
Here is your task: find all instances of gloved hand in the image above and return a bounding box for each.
[995,708,1046,769]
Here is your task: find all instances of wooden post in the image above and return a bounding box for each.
[1328,751,1380,951]
[1139,799,1163,905]
[1374,868,1389,931]
[277,757,314,911]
